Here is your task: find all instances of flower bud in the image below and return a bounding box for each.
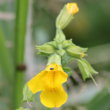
[47,54,61,65]
[66,45,87,58]
[56,2,79,29]
[36,44,55,54]
[78,59,98,80]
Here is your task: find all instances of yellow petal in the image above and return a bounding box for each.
[27,71,46,94]
[40,86,68,108]
[66,3,79,15]
[47,71,68,87]
[27,64,68,94]
[44,64,68,88]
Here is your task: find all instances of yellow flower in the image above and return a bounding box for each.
[27,64,68,108]
[66,3,79,15]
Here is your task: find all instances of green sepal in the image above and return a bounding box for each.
[56,49,65,56]
[62,53,74,66]
[56,5,74,29]
[16,107,30,110]
[63,66,73,76]
[23,84,34,102]
[83,59,98,75]
[47,54,61,65]
[36,43,55,54]
[78,59,98,80]
[47,41,57,48]
[66,45,88,58]
[54,29,66,43]
[62,39,73,48]
[37,52,49,56]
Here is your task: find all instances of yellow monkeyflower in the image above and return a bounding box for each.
[66,3,79,15]
[27,64,68,108]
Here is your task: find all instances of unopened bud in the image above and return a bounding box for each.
[36,44,55,54]
[66,45,87,58]
[56,2,79,29]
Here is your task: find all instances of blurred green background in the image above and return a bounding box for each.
[0,0,110,110]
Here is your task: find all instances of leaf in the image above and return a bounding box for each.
[86,88,110,110]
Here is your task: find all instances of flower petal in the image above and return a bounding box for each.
[54,71,68,85]
[40,86,68,108]
[27,71,46,94]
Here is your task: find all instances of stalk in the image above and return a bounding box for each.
[0,27,14,81]
[13,0,29,109]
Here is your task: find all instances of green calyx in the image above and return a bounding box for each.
[62,39,73,48]
[78,58,98,80]
[36,43,55,55]
[23,84,34,102]
[66,45,88,58]
[47,54,61,65]
[56,5,74,29]
[54,29,66,43]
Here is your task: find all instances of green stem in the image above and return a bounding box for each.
[13,0,29,109]
[0,26,14,81]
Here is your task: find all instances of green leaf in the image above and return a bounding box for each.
[86,88,110,110]
[23,84,34,102]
